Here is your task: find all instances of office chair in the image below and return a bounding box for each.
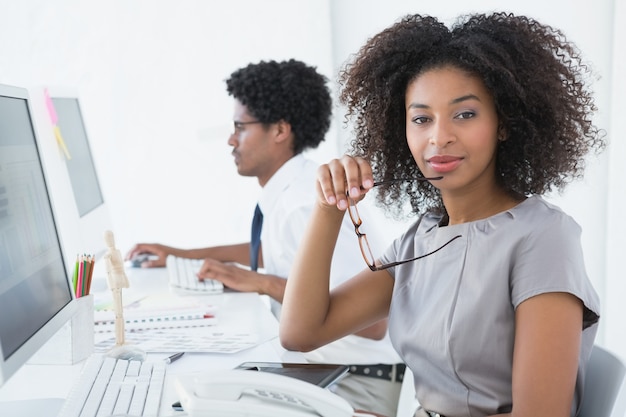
[579,344,626,417]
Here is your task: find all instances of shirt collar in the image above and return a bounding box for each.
[257,154,307,214]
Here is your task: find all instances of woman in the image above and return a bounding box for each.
[280,12,604,417]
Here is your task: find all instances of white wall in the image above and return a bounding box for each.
[0,0,337,252]
[1,0,623,362]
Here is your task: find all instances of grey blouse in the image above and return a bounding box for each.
[382,196,600,417]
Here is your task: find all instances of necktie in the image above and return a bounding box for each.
[250,204,263,271]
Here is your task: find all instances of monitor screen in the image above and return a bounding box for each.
[51,97,104,218]
[0,83,75,387]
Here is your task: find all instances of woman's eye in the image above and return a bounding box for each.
[412,116,430,125]
[456,111,476,120]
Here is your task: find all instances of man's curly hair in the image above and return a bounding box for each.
[339,12,606,216]
[226,59,332,155]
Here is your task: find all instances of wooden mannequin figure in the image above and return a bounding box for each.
[102,230,146,361]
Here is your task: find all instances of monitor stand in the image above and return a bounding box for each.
[0,398,64,417]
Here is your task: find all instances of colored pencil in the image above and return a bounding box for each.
[72,254,79,294]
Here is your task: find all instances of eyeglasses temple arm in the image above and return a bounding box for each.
[371,234,462,271]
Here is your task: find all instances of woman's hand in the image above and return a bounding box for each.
[316,155,375,211]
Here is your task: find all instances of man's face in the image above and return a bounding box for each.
[227,100,276,185]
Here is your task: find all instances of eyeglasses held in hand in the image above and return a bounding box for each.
[347,178,462,271]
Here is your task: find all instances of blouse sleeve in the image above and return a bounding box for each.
[510,209,600,329]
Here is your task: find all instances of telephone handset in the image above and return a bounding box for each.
[174,368,354,417]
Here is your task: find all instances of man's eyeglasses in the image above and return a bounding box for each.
[347,178,462,271]
[233,120,264,135]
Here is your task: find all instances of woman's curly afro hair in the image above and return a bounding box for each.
[339,12,606,216]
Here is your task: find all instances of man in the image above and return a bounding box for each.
[125,59,404,416]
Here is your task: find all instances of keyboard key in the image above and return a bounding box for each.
[144,363,166,416]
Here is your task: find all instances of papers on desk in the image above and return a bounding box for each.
[94,312,218,333]
[93,291,217,333]
[92,290,265,354]
[94,330,263,354]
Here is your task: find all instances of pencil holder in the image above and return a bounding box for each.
[29,294,95,365]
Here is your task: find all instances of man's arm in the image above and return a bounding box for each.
[125,242,251,268]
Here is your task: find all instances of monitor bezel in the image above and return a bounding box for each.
[0,83,77,387]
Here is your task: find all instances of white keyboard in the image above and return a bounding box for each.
[58,354,166,417]
[166,255,224,294]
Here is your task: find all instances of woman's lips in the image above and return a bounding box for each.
[427,155,463,173]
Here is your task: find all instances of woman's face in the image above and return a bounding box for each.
[405,65,501,196]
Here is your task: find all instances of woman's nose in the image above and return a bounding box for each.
[429,120,456,147]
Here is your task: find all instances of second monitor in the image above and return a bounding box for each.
[30,87,114,273]
[51,96,105,220]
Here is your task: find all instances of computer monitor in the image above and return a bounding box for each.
[0,83,77,388]
[27,87,113,276]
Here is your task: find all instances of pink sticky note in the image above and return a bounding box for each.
[43,88,58,125]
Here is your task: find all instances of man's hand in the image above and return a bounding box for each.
[198,258,287,302]
[124,243,172,268]
[197,258,264,293]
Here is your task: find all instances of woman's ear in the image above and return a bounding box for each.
[497,126,507,142]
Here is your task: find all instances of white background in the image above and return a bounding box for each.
[1,0,624,363]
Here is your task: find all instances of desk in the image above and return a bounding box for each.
[0,267,304,416]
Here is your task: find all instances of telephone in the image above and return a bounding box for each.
[174,368,354,417]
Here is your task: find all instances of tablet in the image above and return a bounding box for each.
[234,362,349,388]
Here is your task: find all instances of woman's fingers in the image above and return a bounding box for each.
[316,162,340,207]
[316,156,374,210]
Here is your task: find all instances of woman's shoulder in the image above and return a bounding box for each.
[511,195,582,233]
[396,195,582,242]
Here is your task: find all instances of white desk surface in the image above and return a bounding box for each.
[0,266,304,416]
